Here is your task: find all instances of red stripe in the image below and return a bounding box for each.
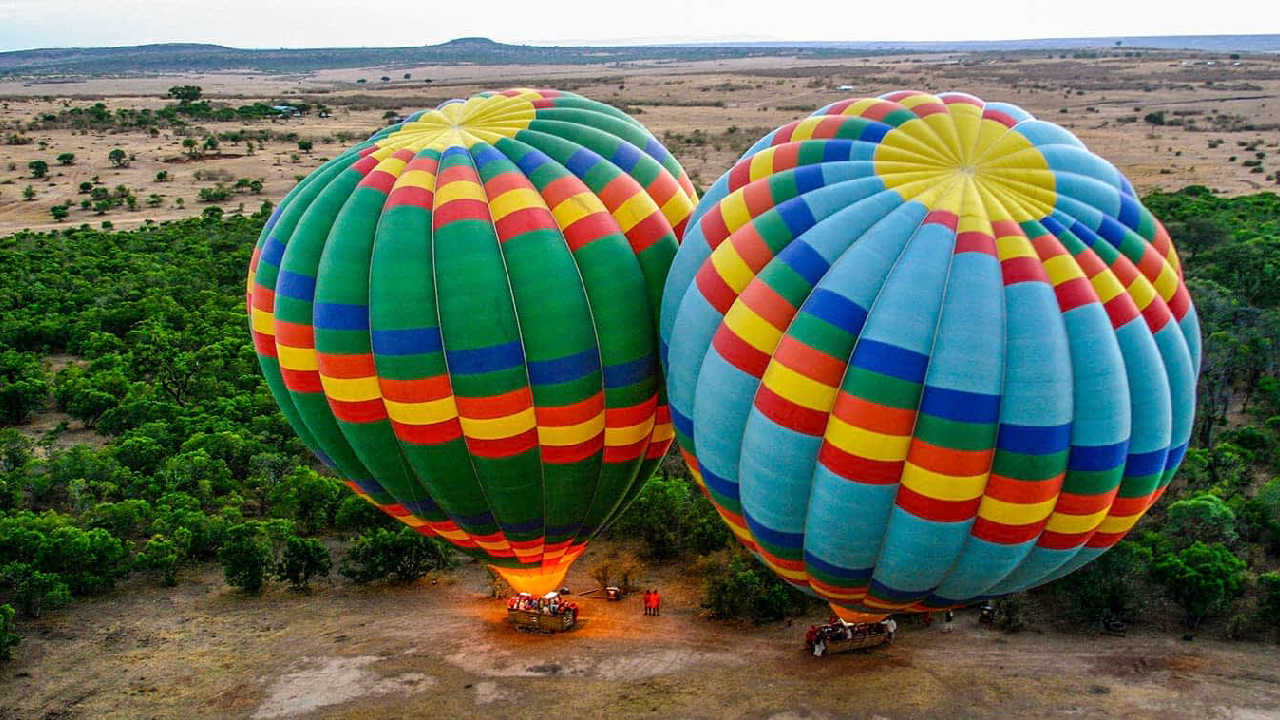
[280,368,323,393]
[542,436,604,464]
[330,397,387,423]
[392,418,463,445]
[536,392,604,426]
[644,172,679,208]
[896,485,981,522]
[1052,488,1119,515]
[1102,295,1140,327]
[1054,276,1097,312]
[773,335,846,387]
[728,161,753,192]
[740,281,795,330]
[983,474,1064,504]
[623,213,670,255]
[699,205,731,248]
[563,212,619,251]
[605,397,657,427]
[253,331,278,358]
[924,210,959,230]
[275,319,314,348]
[954,231,997,256]
[712,325,771,377]
[754,384,829,436]
[1001,255,1048,285]
[604,438,649,463]
[359,169,397,194]
[696,263,738,314]
[971,517,1045,544]
[385,185,433,209]
[1036,530,1091,550]
[1140,298,1172,332]
[538,176,584,209]
[456,388,530,419]
[466,428,539,458]
[818,443,903,484]
[433,198,492,227]
[496,206,557,241]
[379,375,452,403]
[317,352,375,379]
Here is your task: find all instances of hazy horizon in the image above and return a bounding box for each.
[1,0,1276,52]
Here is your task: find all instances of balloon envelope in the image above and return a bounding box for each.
[660,90,1199,618]
[248,89,697,594]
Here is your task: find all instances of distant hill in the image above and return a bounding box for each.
[0,39,851,77]
[0,34,1275,78]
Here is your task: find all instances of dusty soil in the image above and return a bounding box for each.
[2,51,1279,235]
[2,553,1279,719]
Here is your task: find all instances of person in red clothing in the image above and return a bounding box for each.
[643,589,652,616]
[653,589,661,616]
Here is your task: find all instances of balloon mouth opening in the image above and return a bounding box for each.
[829,603,888,624]
[491,551,582,596]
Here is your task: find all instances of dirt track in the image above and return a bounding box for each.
[3,554,1279,719]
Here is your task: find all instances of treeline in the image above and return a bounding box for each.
[2,187,1280,662]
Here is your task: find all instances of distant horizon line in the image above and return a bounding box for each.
[3,32,1279,54]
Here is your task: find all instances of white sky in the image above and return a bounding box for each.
[0,0,1276,52]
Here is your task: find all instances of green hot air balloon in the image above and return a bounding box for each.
[247,89,697,594]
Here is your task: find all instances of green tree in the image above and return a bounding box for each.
[297,140,313,153]
[1054,540,1153,623]
[50,204,69,222]
[167,85,203,103]
[135,534,179,586]
[22,185,34,201]
[0,562,71,618]
[0,350,49,425]
[1166,493,1239,549]
[0,604,17,663]
[699,549,810,624]
[1153,541,1246,626]
[107,148,127,167]
[56,152,74,166]
[268,467,340,535]
[154,170,168,182]
[203,136,219,152]
[1259,572,1280,628]
[28,160,48,178]
[275,536,331,591]
[339,527,458,584]
[220,522,273,594]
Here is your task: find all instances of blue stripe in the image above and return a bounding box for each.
[348,477,384,496]
[1040,214,1067,237]
[920,385,1001,424]
[371,328,443,356]
[447,340,525,374]
[515,148,552,176]
[452,509,497,527]
[860,122,892,143]
[996,422,1073,455]
[794,163,827,194]
[1124,447,1169,478]
[1067,441,1129,471]
[803,288,867,336]
[776,197,818,238]
[778,239,828,286]
[1117,194,1141,230]
[527,347,601,385]
[441,145,471,162]
[313,302,368,331]
[852,338,928,384]
[1069,219,1101,248]
[1097,215,1128,246]
[602,353,655,389]
[261,237,286,267]
[743,510,804,550]
[820,140,854,163]
[804,550,873,582]
[699,462,740,502]
[671,404,695,440]
[275,270,316,302]
[469,143,506,169]
[500,516,544,535]
[868,578,929,603]
[545,521,582,538]
[1164,442,1188,470]
[401,496,441,515]
[564,147,600,177]
[643,138,667,163]
[610,142,644,173]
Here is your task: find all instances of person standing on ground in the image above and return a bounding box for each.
[654,589,661,616]
[885,617,897,642]
[943,609,955,633]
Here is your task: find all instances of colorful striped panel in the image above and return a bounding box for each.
[659,91,1200,618]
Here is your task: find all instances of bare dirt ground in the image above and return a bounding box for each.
[2,51,1279,235]
[3,553,1279,718]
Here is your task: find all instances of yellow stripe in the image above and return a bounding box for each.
[373,156,408,177]
[434,180,486,206]
[722,302,783,355]
[899,462,987,502]
[789,117,824,142]
[650,422,674,444]
[660,193,694,228]
[718,191,752,234]
[551,192,607,229]
[995,234,1036,261]
[1095,512,1142,534]
[394,169,435,191]
[277,344,318,371]
[977,495,1057,526]
[537,413,605,446]
[824,416,911,462]
[1089,270,1126,304]
[610,192,658,234]
[396,515,428,529]
[1126,275,1156,311]
[251,307,275,335]
[710,242,755,294]
[488,188,544,222]
[605,417,656,446]
[384,396,458,425]
[1152,262,1178,300]
[748,149,775,183]
[430,526,471,543]
[474,538,512,552]
[459,407,536,440]
[762,361,838,412]
[762,558,808,582]
[320,375,381,403]
[1043,254,1084,286]
[1044,507,1111,535]
[842,98,884,117]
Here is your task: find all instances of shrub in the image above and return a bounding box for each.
[107,148,127,167]
[607,473,729,559]
[268,467,340,534]
[0,562,71,617]
[56,152,74,166]
[339,527,458,584]
[0,350,49,425]
[334,494,394,533]
[699,549,810,624]
[1260,572,1280,628]
[219,522,273,594]
[1053,540,1153,623]
[1153,541,1246,626]
[28,160,48,178]
[135,534,179,586]
[0,604,16,663]
[1166,493,1238,549]
[275,536,331,591]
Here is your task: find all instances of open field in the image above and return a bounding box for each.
[2,50,1279,235]
[4,549,1280,719]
